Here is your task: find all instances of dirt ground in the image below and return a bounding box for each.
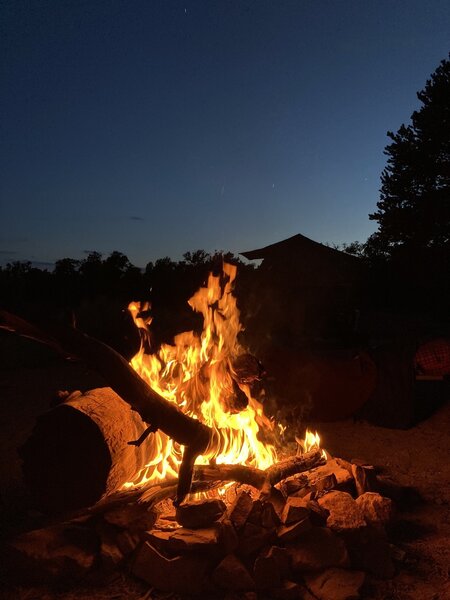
[0,337,449,600]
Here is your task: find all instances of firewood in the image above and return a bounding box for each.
[94,450,324,517]
[267,450,326,485]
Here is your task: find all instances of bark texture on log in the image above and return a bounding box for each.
[20,388,153,512]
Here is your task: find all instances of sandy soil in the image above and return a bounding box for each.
[0,340,449,599]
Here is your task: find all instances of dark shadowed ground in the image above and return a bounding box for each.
[0,334,449,599]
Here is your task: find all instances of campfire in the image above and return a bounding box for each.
[2,264,399,599]
[125,262,278,489]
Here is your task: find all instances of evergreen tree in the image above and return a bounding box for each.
[369,55,450,257]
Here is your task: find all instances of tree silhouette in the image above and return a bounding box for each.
[369,55,450,258]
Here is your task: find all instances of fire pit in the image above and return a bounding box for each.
[1,264,403,598]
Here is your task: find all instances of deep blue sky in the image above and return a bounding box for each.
[1,1,449,268]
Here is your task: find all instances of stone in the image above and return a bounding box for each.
[247,499,264,525]
[266,486,287,517]
[212,554,255,591]
[217,518,239,554]
[281,497,310,525]
[286,527,349,573]
[261,501,281,529]
[176,498,226,529]
[228,491,255,530]
[253,553,281,590]
[96,520,124,567]
[238,522,271,556]
[308,459,354,491]
[307,500,329,526]
[115,530,140,556]
[132,541,210,594]
[305,568,365,600]
[318,492,366,532]
[8,522,99,582]
[277,518,312,543]
[355,492,393,525]
[103,502,157,532]
[100,538,124,567]
[272,580,310,599]
[266,546,291,579]
[224,593,257,600]
[144,526,220,555]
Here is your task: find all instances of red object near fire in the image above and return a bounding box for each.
[414,338,450,376]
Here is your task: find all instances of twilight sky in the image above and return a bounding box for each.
[1,0,449,268]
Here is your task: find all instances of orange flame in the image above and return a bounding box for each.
[123,263,278,488]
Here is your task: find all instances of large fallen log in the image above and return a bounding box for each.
[20,388,154,513]
[0,310,215,504]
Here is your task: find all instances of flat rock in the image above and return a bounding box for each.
[355,492,393,525]
[176,498,226,529]
[145,526,219,554]
[212,553,255,591]
[305,568,365,600]
[277,518,311,542]
[266,546,291,579]
[238,522,271,556]
[286,527,349,572]
[103,502,157,532]
[132,541,210,594]
[318,492,366,532]
[272,580,312,599]
[281,497,311,525]
[228,491,255,530]
[8,523,99,583]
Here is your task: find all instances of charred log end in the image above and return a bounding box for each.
[20,405,111,514]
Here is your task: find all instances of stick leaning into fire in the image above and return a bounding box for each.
[0,263,326,506]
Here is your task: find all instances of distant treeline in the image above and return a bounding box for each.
[0,250,256,355]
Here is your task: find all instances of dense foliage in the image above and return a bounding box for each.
[368,55,450,259]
